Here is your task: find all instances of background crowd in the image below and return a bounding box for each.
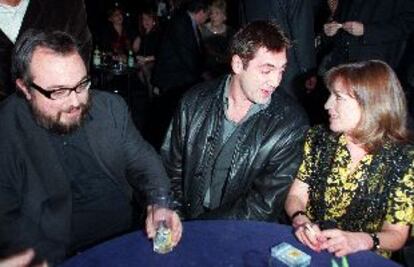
[76,0,414,148]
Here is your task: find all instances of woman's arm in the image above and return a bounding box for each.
[286,179,327,251]
[320,222,410,257]
[285,178,310,227]
[377,222,410,251]
[132,36,141,53]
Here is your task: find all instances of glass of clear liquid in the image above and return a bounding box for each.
[153,220,173,254]
[151,191,174,254]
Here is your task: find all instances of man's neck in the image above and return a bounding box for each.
[0,0,21,7]
[226,76,253,123]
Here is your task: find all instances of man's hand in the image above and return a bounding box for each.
[342,21,364,36]
[320,229,372,257]
[324,21,342,36]
[145,205,183,247]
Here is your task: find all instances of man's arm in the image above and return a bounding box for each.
[160,102,187,217]
[168,15,200,74]
[286,0,316,73]
[0,155,64,265]
[0,164,24,256]
[122,112,171,196]
[118,98,183,244]
[344,0,414,45]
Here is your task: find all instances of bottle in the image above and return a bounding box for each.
[93,47,101,67]
[127,50,135,68]
[157,0,167,17]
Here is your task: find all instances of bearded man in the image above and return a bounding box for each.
[0,30,181,265]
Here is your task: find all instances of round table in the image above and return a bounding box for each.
[60,220,400,267]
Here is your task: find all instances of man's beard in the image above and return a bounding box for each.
[30,95,92,135]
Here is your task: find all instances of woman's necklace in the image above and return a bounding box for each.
[208,23,226,35]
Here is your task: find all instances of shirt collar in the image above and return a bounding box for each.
[223,75,270,111]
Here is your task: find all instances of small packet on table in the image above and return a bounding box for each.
[270,242,311,267]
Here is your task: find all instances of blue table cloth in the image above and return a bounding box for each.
[60,220,400,267]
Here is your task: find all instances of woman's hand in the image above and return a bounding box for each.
[294,223,326,252]
[292,213,311,229]
[320,229,372,257]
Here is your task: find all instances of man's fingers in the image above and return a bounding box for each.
[171,213,183,246]
[145,215,156,239]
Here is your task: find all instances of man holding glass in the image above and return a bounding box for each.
[0,29,181,266]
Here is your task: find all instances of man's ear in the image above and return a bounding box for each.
[231,55,243,74]
[16,79,32,100]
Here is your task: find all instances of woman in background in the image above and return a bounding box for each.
[285,60,414,258]
[132,9,161,93]
[132,9,160,64]
[199,0,234,79]
[100,7,132,63]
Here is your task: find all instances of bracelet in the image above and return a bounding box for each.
[369,233,380,251]
[290,210,306,221]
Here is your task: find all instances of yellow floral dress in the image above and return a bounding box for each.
[297,126,414,256]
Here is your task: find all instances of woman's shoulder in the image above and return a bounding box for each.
[307,125,336,142]
[303,125,339,154]
[383,141,414,158]
[375,141,414,176]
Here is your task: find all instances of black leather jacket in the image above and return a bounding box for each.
[161,76,309,222]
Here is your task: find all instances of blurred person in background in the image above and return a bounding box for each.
[99,6,132,63]
[200,0,235,79]
[132,9,161,92]
[239,0,316,103]
[149,0,209,149]
[0,0,92,99]
[321,0,414,72]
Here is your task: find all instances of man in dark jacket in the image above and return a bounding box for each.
[161,21,309,222]
[0,30,181,265]
[149,0,209,148]
[0,0,92,99]
[152,0,208,94]
[239,0,316,102]
[322,0,414,70]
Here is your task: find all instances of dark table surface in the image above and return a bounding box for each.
[60,220,400,267]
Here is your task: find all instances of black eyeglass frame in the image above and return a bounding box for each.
[29,77,91,100]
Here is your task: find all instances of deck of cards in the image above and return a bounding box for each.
[270,242,311,267]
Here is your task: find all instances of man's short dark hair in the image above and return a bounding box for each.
[185,0,209,13]
[12,29,82,85]
[229,21,290,69]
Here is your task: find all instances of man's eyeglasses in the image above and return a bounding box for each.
[29,77,91,100]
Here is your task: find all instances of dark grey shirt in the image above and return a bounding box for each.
[49,127,133,254]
